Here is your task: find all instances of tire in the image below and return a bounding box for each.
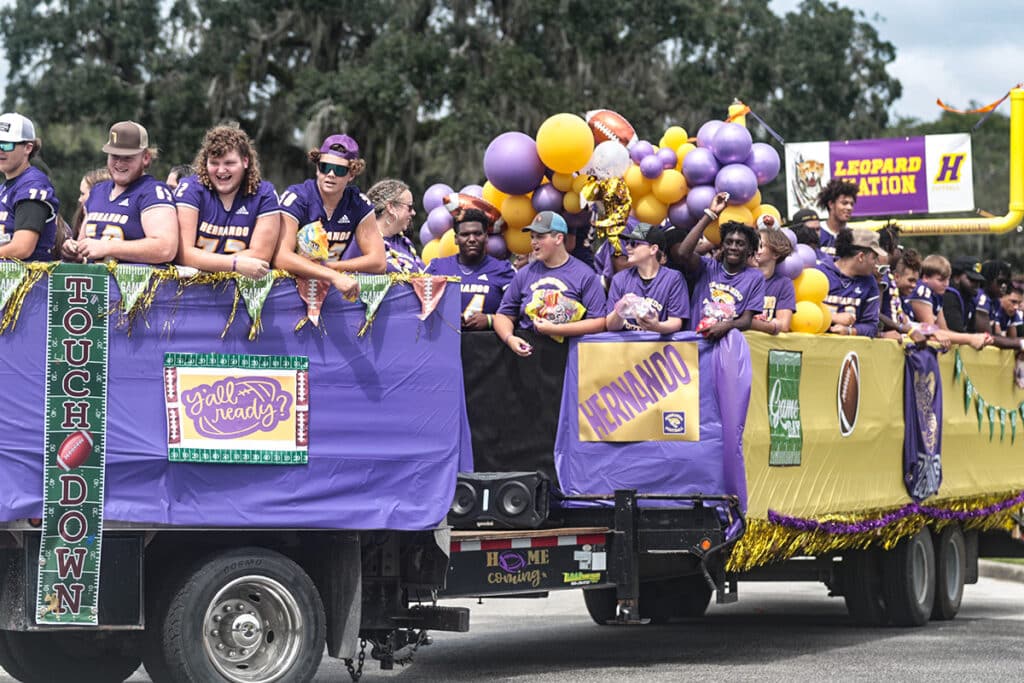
[2,630,141,683]
[669,575,714,619]
[842,548,888,626]
[582,586,617,625]
[0,631,32,682]
[931,525,966,621]
[157,547,326,683]
[883,528,936,627]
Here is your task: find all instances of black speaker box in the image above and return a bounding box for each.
[449,471,550,530]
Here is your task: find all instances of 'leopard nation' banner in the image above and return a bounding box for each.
[164,353,309,465]
[37,264,109,625]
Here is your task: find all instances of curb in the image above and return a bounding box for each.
[979,559,1024,583]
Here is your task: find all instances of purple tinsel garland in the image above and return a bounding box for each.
[767,490,1024,534]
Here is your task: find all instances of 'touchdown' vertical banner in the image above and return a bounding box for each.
[767,350,803,466]
[37,264,109,625]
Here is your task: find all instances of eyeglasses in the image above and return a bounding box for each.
[392,201,414,210]
[876,265,891,276]
[0,141,25,152]
[621,239,647,249]
[318,161,350,176]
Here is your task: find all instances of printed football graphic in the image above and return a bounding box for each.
[585,110,638,148]
[57,430,93,471]
[837,352,860,437]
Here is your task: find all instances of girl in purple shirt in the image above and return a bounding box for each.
[751,228,796,334]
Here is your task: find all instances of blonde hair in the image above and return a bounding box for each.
[192,124,262,196]
[366,179,411,217]
[921,254,951,279]
[758,228,794,261]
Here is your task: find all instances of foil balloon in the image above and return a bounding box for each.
[581,176,631,256]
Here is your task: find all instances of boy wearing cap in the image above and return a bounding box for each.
[63,121,178,265]
[816,229,881,336]
[605,224,687,333]
[943,257,985,333]
[494,211,606,356]
[0,113,61,261]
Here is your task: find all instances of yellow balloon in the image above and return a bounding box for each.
[791,300,824,334]
[504,225,533,255]
[571,174,589,194]
[651,169,688,205]
[675,142,696,165]
[563,191,583,214]
[754,203,782,224]
[536,113,594,174]
[482,181,509,211]
[551,172,575,192]
[817,302,832,334]
[660,125,689,151]
[743,189,762,211]
[793,268,829,304]
[624,163,651,198]
[421,239,441,266]
[704,221,721,246]
[438,229,458,257]
[718,205,754,227]
[501,194,536,230]
[633,195,668,225]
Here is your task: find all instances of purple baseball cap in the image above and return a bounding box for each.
[319,134,359,160]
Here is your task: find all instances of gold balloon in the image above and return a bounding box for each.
[817,302,833,334]
[439,229,459,257]
[551,172,575,192]
[503,225,533,255]
[563,191,583,214]
[536,113,595,174]
[755,203,782,224]
[482,181,509,211]
[743,189,762,211]
[651,169,688,205]
[794,268,829,304]
[421,239,441,266]
[501,194,536,230]
[633,194,668,225]
[660,125,689,151]
[718,205,754,227]
[624,163,652,198]
[791,300,824,334]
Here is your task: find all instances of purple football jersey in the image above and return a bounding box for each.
[279,181,373,262]
[83,175,175,242]
[974,290,999,331]
[762,272,796,322]
[688,256,767,331]
[606,266,689,331]
[817,259,880,337]
[0,166,60,261]
[174,176,279,254]
[819,227,838,257]
[427,254,515,317]
[383,234,424,273]
[498,255,606,331]
[904,281,943,322]
[993,303,1022,333]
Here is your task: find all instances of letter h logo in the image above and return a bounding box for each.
[934,153,965,184]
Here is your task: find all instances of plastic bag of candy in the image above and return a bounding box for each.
[524,289,586,343]
[297,220,329,261]
[614,292,655,321]
[695,299,736,335]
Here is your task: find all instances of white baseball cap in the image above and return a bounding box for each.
[0,113,36,143]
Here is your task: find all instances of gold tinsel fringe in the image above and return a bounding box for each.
[726,491,1023,572]
[0,262,57,333]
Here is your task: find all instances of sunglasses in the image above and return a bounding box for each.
[622,239,648,249]
[318,161,350,176]
[0,141,25,152]
[876,265,891,275]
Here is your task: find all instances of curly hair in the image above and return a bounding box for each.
[758,228,793,261]
[366,179,410,217]
[816,178,859,211]
[454,208,491,231]
[192,124,262,196]
[895,248,921,274]
[307,149,366,178]
[720,221,759,259]
[877,224,901,256]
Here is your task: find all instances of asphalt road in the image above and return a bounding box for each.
[5,573,1024,682]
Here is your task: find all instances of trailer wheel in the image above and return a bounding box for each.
[0,631,31,681]
[883,528,935,627]
[582,587,617,625]
[931,525,965,621]
[157,547,325,682]
[669,575,713,619]
[1,631,141,682]
[842,548,887,626]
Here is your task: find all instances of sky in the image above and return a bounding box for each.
[770,0,1024,122]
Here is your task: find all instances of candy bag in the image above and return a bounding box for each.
[297,220,329,261]
[524,289,586,343]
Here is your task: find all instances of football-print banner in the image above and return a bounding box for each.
[164,353,309,465]
[38,264,109,625]
[785,133,973,218]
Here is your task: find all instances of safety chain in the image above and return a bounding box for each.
[343,638,367,682]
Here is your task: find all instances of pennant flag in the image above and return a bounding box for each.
[354,274,393,336]
[953,350,963,383]
[295,277,330,329]
[412,276,449,321]
[999,408,1007,442]
[236,273,277,340]
[963,379,973,415]
[112,263,154,316]
[0,260,28,313]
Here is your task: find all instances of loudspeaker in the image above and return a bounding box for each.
[448,471,550,530]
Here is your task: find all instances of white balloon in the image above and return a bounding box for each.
[585,140,631,180]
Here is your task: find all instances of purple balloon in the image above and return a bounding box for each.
[656,147,678,169]
[668,200,695,230]
[563,209,590,230]
[486,234,508,258]
[419,223,433,246]
[423,183,454,213]
[682,148,720,187]
[460,184,484,198]
[796,243,817,268]
[781,227,798,249]
[746,142,781,185]
[639,154,664,179]
[696,120,724,148]
[630,140,655,163]
[710,123,753,165]
[714,163,759,205]
[685,184,717,216]
[426,205,454,238]
[778,253,805,280]
[531,183,564,212]
[483,131,545,196]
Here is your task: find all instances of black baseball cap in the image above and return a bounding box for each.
[951,257,985,282]
[788,208,821,227]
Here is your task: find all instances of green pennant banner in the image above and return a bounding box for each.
[767,350,803,466]
[953,350,963,383]
[0,260,28,313]
[37,264,109,625]
[963,378,973,415]
[1012,411,1018,445]
[112,263,154,315]
[236,273,277,339]
[976,395,985,432]
[988,405,997,441]
[999,408,1007,442]
[355,274,393,336]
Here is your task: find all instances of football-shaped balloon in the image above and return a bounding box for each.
[443,193,505,234]
[837,352,860,437]
[585,109,638,149]
[57,430,93,471]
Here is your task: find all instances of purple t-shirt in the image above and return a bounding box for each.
[174,175,279,254]
[498,255,606,330]
[383,234,424,273]
[905,281,943,322]
[427,254,515,317]
[0,166,60,261]
[817,258,880,337]
[762,272,796,322]
[975,290,999,332]
[279,181,373,262]
[83,175,175,242]
[606,266,689,331]
[993,303,1023,333]
[688,256,767,331]
[819,227,838,257]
